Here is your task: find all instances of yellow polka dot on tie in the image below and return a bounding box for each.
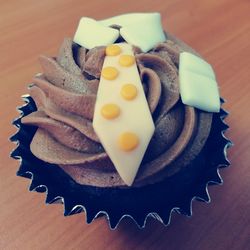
[119,55,135,67]
[121,84,138,100]
[106,44,122,56]
[101,104,120,119]
[118,132,139,151]
[101,67,119,80]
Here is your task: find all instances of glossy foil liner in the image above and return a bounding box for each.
[10,95,232,229]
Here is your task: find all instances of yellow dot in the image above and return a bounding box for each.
[106,44,122,56]
[101,104,120,119]
[119,55,135,67]
[121,84,138,100]
[101,67,119,80]
[118,132,139,151]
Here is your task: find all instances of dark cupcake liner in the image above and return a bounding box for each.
[10,95,232,229]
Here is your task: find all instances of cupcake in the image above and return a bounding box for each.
[11,13,231,229]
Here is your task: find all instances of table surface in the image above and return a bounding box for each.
[1,0,250,249]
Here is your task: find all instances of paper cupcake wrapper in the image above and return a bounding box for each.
[10,95,232,229]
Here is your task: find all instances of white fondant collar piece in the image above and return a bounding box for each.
[74,17,119,50]
[73,13,166,52]
[179,52,220,113]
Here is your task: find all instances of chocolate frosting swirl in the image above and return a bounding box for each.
[22,33,212,187]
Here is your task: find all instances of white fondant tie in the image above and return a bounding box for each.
[93,43,155,186]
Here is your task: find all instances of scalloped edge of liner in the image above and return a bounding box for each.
[10,95,232,230]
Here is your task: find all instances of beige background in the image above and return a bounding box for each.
[1,0,250,249]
